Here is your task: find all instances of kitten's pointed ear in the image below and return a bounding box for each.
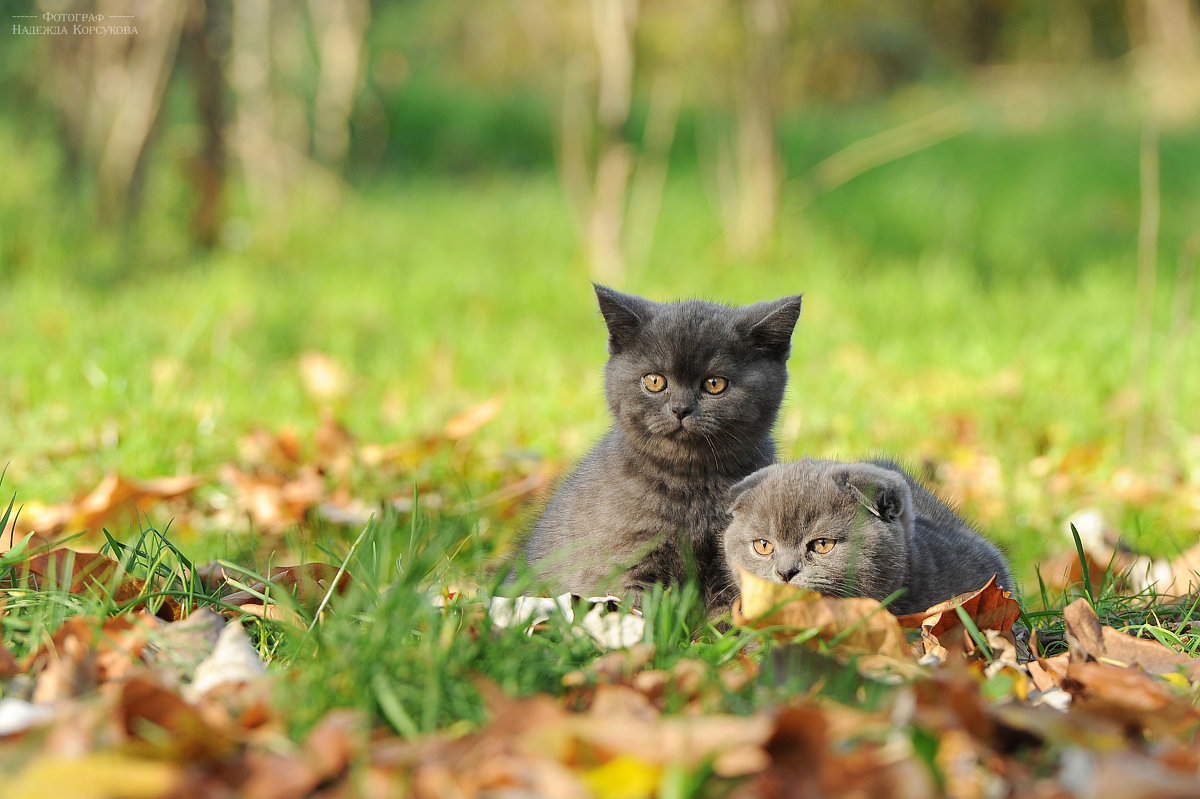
[837,464,913,528]
[594,284,654,354]
[729,466,773,514]
[742,295,803,359]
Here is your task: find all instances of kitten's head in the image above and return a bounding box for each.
[594,284,803,469]
[723,459,913,605]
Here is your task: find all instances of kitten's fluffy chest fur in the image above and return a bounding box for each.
[524,285,802,610]
[724,458,1014,615]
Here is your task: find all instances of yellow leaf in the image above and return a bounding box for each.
[733,568,911,660]
[7,752,179,799]
[583,755,661,799]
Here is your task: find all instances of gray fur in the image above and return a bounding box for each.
[723,458,1014,615]
[523,284,803,612]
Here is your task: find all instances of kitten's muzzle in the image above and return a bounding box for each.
[777,564,801,583]
[669,402,696,421]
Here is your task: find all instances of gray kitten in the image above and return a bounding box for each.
[523,284,803,612]
[723,458,1014,615]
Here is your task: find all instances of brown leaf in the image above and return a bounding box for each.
[747,702,936,799]
[443,397,504,440]
[218,464,325,533]
[21,472,204,536]
[1063,598,1200,679]
[221,562,352,609]
[239,752,324,799]
[20,549,120,591]
[1063,660,1200,734]
[238,428,304,470]
[17,548,182,621]
[733,569,910,660]
[25,614,159,702]
[315,412,356,477]
[896,576,1021,661]
[303,710,363,783]
[116,675,235,760]
[895,575,1020,637]
[1028,654,1069,692]
[0,638,21,678]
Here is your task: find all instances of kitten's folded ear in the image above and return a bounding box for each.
[728,466,773,513]
[594,284,655,354]
[836,464,913,528]
[741,295,803,359]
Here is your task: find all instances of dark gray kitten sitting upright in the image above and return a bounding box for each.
[723,458,1013,615]
[524,285,803,612]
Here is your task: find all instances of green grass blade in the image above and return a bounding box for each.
[953,602,994,662]
[1069,523,1096,605]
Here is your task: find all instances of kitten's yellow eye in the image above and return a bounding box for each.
[752,539,774,556]
[642,373,667,392]
[810,538,835,555]
[703,376,728,395]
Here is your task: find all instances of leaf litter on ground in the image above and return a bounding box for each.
[6,398,1200,795]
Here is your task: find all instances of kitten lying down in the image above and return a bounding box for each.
[723,458,1014,616]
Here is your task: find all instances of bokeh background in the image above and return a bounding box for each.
[2,0,1200,580]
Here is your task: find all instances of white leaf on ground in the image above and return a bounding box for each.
[484,593,643,650]
[580,603,645,649]
[0,698,56,735]
[487,595,575,629]
[145,609,225,688]
[184,620,267,702]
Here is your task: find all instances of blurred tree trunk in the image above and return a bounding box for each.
[229,1,366,214]
[1131,0,1200,127]
[716,0,786,256]
[229,0,285,211]
[41,0,187,223]
[308,0,370,168]
[183,0,228,250]
[1125,0,1200,454]
[560,0,639,284]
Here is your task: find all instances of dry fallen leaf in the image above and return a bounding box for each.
[744,701,936,799]
[894,576,1022,661]
[218,463,325,533]
[895,575,1021,636]
[443,397,504,440]
[733,568,910,660]
[1063,597,1200,679]
[1062,660,1200,735]
[185,621,267,702]
[5,751,181,799]
[16,548,182,621]
[14,473,203,537]
[116,675,237,760]
[218,562,353,610]
[144,609,226,688]
[0,638,21,678]
[25,614,160,703]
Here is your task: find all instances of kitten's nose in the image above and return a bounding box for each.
[670,403,695,420]
[776,565,801,583]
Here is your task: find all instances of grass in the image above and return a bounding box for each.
[2,79,1199,749]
